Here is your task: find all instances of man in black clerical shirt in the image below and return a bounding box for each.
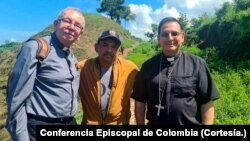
[131,17,220,125]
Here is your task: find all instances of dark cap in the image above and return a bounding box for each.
[98,30,121,46]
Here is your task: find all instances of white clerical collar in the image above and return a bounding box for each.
[63,47,69,51]
[166,57,174,62]
[165,52,181,62]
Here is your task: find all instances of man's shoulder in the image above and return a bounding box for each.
[41,36,51,44]
[77,58,96,70]
[22,39,39,50]
[117,57,139,70]
[142,53,161,67]
[182,52,206,63]
[23,36,51,49]
[118,57,135,65]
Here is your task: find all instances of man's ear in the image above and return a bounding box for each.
[53,20,59,29]
[94,43,98,52]
[77,30,84,40]
[181,32,186,43]
[157,34,160,42]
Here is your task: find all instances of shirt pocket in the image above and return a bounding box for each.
[171,76,197,97]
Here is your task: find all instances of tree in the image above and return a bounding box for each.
[178,13,189,31]
[4,40,10,44]
[97,0,134,24]
[215,2,235,21]
[145,24,158,41]
[234,0,250,11]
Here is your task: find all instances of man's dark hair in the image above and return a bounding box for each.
[158,17,183,34]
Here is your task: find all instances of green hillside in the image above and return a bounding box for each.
[33,13,137,60]
[0,13,138,94]
[0,13,139,140]
[1,1,249,139]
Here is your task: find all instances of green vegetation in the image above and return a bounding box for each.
[0,42,21,92]
[0,42,20,54]
[127,42,159,68]
[128,42,250,124]
[0,3,249,141]
[121,39,134,49]
[177,1,250,124]
[96,0,134,24]
[213,70,250,124]
[185,0,250,61]
[127,0,250,124]
[145,24,158,41]
[0,13,139,140]
[181,45,250,124]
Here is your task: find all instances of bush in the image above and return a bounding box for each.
[127,42,159,68]
[213,70,250,124]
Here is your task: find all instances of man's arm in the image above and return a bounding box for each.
[135,100,146,125]
[6,41,39,141]
[201,101,215,125]
[198,59,220,125]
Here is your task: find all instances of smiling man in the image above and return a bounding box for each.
[77,30,139,125]
[132,17,220,125]
[6,7,85,141]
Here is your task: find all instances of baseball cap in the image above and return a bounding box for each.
[98,30,121,46]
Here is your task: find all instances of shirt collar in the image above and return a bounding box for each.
[163,51,181,66]
[51,32,71,53]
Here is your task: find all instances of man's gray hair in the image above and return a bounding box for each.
[57,7,85,27]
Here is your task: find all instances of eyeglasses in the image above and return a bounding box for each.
[160,31,182,38]
[58,18,83,32]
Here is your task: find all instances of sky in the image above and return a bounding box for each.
[0,0,233,45]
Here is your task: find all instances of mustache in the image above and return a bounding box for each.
[103,52,115,57]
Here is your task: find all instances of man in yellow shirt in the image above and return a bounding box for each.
[77,30,139,125]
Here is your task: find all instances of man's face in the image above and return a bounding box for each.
[54,9,85,47]
[95,38,120,64]
[157,21,185,57]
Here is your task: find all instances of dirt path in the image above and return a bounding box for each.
[120,43,138,125]
[122,44,137,58]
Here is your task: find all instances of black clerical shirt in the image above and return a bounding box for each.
[131,52,220,125]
